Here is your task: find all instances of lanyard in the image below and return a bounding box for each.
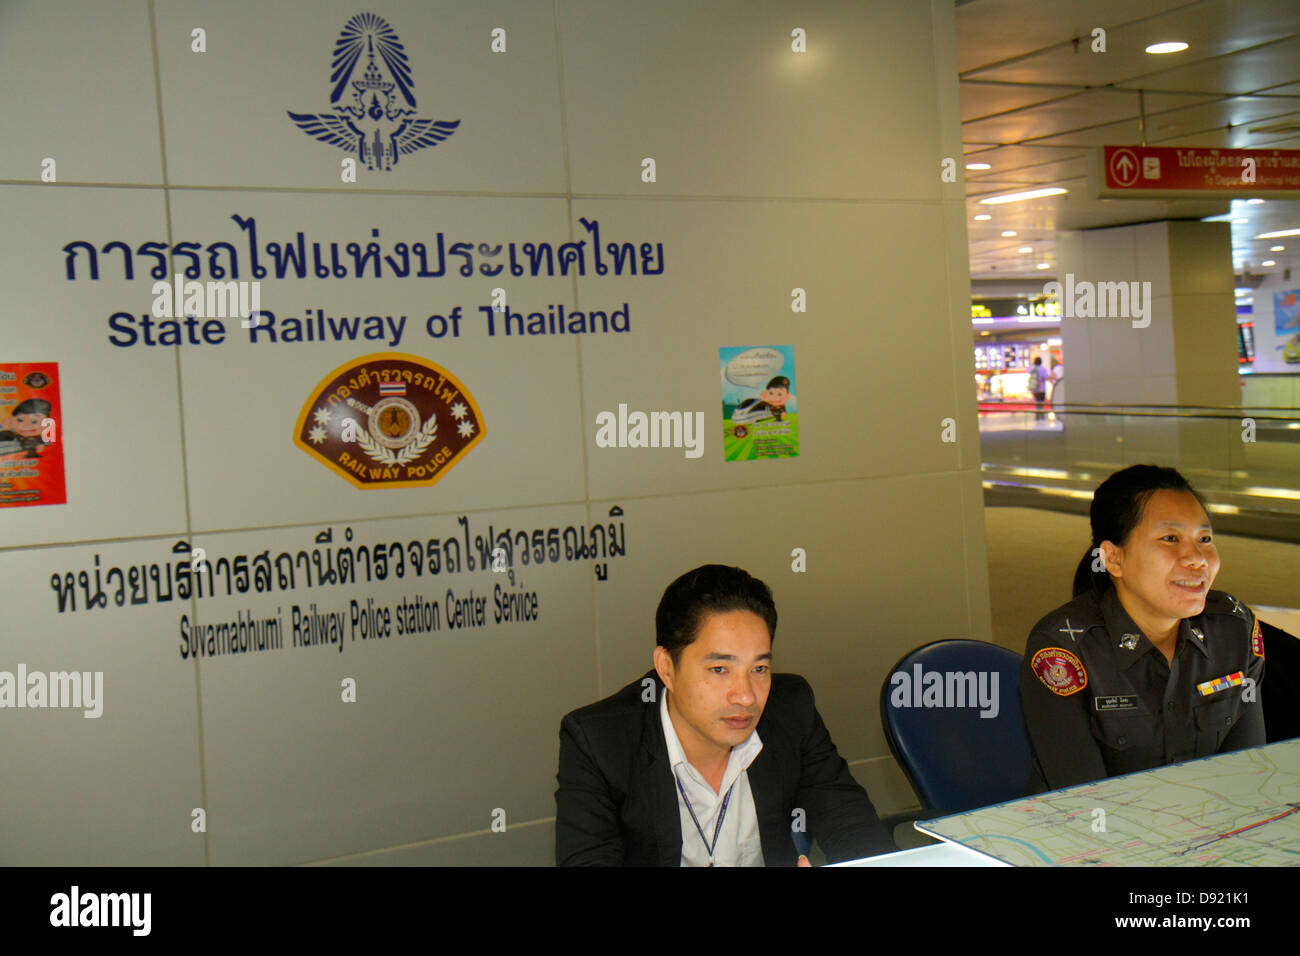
[674,770,737,867]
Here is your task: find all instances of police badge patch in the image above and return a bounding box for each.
[294,353,485,488]
[1031,647,1088,697]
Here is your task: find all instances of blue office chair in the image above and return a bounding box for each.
[879,640,1033,845]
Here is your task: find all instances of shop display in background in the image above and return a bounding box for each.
[1277,290,1300,365]
[973,342,1060,402]
[1237,321,1255,365]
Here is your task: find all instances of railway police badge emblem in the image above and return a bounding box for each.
[1031,647,1088,697]
[288,12,461,171]
[294,353,485,489]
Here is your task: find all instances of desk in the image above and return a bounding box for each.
[915,738,1300,866]
[828,842,1009,867]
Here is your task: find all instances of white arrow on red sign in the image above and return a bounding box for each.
[1110,149,1138,186]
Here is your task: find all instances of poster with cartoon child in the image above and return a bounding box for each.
[720,345,798,461]
[0,362,66,508]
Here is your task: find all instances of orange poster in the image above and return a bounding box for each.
[0,362,65,508]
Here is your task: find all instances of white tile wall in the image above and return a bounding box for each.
[187,506,597,865]
[559,0,945,200]
[0,538,204,865]
[0,185,188,546]
[0,0,163,185]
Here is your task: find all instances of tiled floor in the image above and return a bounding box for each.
[984,506,1300,652]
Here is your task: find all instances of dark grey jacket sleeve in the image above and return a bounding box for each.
[790,677,893,861]
[555,714,627,866]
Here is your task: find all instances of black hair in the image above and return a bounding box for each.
[1072,465,1210,597]
[1033,357,1043,366]
[655,564,777,667]
[12,399,51,417]
[765,376,789,390]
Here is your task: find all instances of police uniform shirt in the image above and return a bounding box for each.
[1019,587,1265,793]
[659,690,765,867]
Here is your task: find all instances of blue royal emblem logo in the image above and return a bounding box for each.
[288,12,460,171]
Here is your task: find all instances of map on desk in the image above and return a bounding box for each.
[916,738,1300,866]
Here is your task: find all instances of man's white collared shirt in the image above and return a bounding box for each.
[659,690,765,867]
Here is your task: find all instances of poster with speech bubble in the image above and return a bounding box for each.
[1275,289,1300,334]
[720,345,798,462]
[0,362,66,508]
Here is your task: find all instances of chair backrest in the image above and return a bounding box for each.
[1261,620,1300,743]
[880,639,1033,816]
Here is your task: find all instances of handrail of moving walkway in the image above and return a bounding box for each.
[978,403,1299,423]
[982,401,1299,412]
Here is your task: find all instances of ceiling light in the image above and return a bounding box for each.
[1035,262,1050,270]
[1245,199,1264,205]
[972,318,994,325]
[1018,246,1033,253]
[974,214,992,221]
[979,187,1068,205]
[1262,260,1276,267]
[1270,245,1285,252]
[1001,231,1017,237]
[966,162,991,170]
[1241,486,1300,501]
[1257,228,1300,239]
[979,330,990,336]
[1145,41,1188,54]
[1232,218,1248,224]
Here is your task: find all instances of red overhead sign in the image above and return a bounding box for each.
[1099,146,1300,195]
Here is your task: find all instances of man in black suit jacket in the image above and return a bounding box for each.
[555,564,892,866]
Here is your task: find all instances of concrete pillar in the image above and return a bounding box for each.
[1056,221,1238,476]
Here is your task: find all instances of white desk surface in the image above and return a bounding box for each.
[827,841,1008,867]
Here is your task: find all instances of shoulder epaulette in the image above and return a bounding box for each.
[1031,590,1105,647]
[1204,591,1263,658]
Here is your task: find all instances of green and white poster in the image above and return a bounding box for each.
[720,345,799,462]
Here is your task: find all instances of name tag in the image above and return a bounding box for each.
[1197,672,1244,697]
[1094,695,1139,711]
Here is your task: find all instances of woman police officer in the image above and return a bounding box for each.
[1019,464,1265,793]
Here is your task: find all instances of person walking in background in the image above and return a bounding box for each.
[1029,356,1048,422]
